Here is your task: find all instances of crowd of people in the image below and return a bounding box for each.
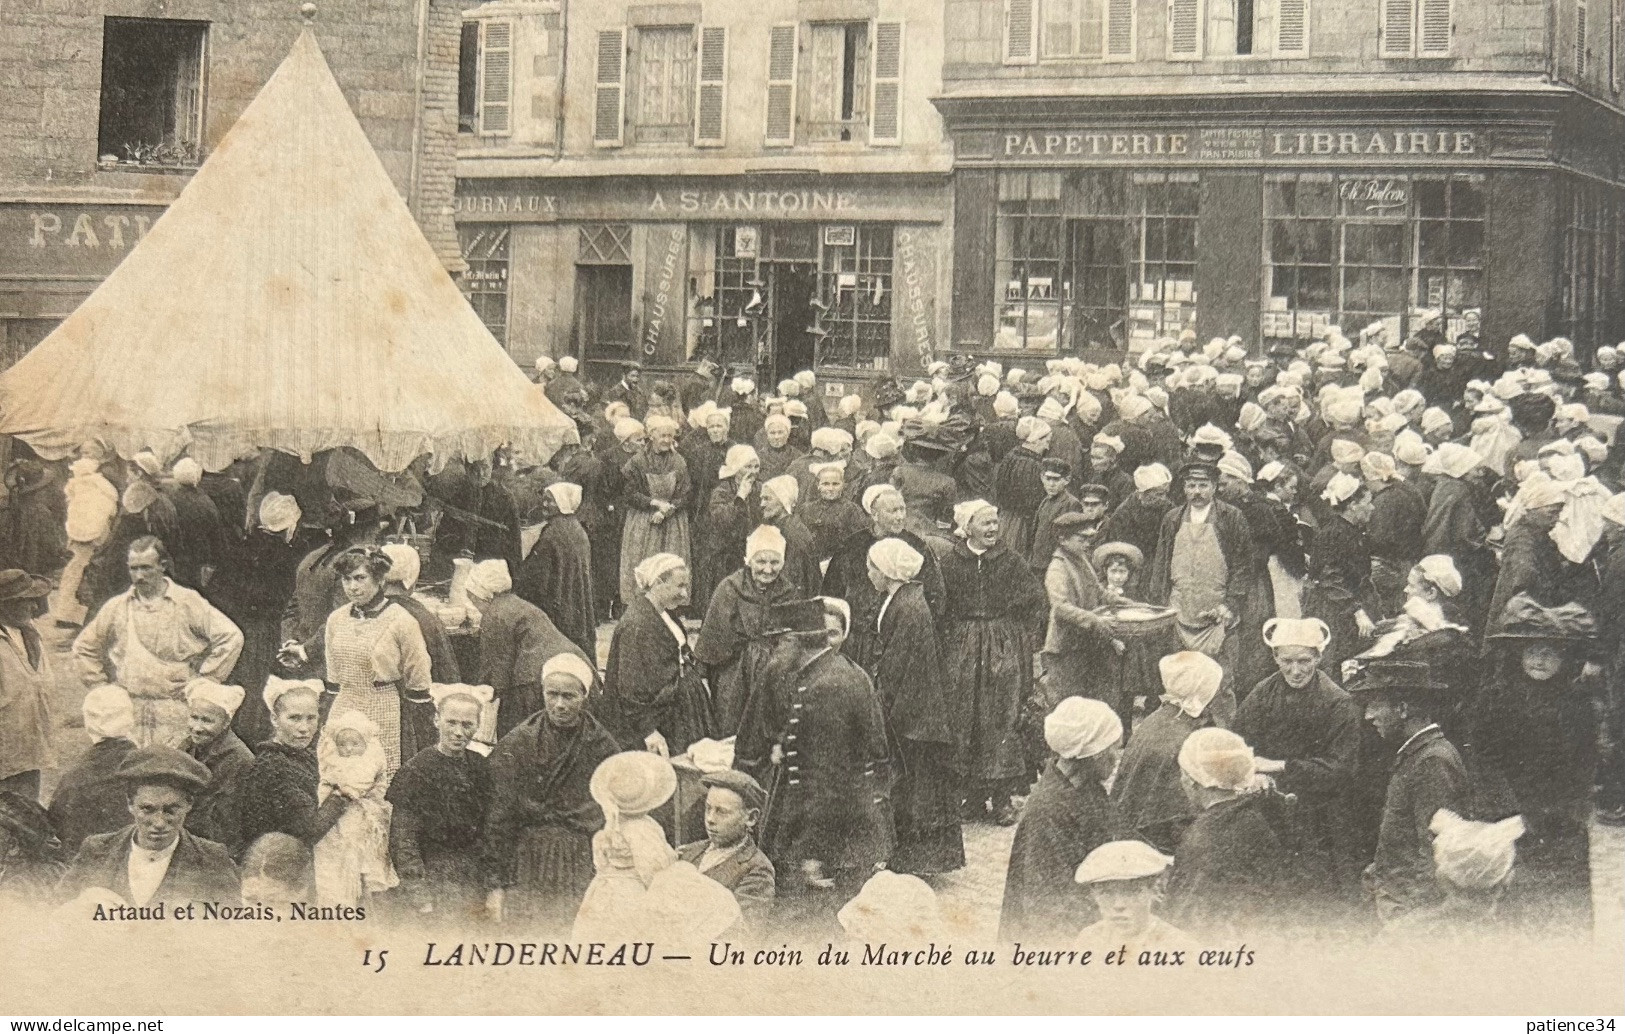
[0,311,1622,949]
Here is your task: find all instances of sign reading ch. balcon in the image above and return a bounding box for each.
[994,126,1483,163]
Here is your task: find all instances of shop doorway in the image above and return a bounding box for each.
[770,260,818,384]
[1063,218,1132,351]
[575,264,633,384]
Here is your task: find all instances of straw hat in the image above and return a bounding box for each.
[590,751,677,816]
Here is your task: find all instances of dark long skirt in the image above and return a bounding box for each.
[891,739,965,875]
[505,825,596,932]
[946,617,1031,788]
[230,614,280,746]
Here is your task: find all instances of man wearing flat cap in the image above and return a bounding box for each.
[1348,660,1468,924]
[676,769,776,930]
[1147,460,1255,667]
[734,598,891,935]
[58,746,241,908]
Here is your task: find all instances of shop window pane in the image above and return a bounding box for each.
[1418,221,1446,267]
[1370,268,1406,310]
[1265,180,1295,218]
[1450,177,1486,220]
[1369,223,1406,265]
[1166,219,1196,258]
[1144,220,1167,262]
[1415,178,1448,219]
[1449,220,1484,266]
[1297,178,1336,216]
[1270,221,1300,263]
[1344,224,1371,264]
[1300,266,1335,309]
[1343,267,1370,310]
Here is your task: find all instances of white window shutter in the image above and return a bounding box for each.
[1576,0,1589,75]
[869,21,904,145]
[1005,0,1040,64]
[1274,0,1308,55]
[1379,0,1414,55]
[478,20,513,137]
[764,23,799,147]
[593,28,626,146]
[1417,0,1451,55]
[1167,0,1204,58]
[1105,0,1137,60]
[695,26,728,146]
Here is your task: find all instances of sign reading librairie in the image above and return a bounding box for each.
[994,126,1482,163]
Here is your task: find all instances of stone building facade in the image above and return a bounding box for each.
[0,0,464,368]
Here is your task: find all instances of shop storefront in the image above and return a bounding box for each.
[938,95,1625,361]
[452,174,952,392]
[0,201,167,369]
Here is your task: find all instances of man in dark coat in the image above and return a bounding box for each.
[607,363,649,420]
[1348,660,1469,925]
[998,696,1124,942]
[57,746,241,907]
[1165,727,1285,937]
[1234,618,1362,910]
[1028,459,1081,576]
[515,483,597,659]
[735,599,892,937]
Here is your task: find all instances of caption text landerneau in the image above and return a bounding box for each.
[419,942,1257,969]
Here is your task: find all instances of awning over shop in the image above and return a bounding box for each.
[0,23,576,473]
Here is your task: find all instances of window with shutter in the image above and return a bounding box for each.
[1577,0,1589,76]
[594,28,626,147]
[1005,0,1039,63]
[1105,0,1136,58]
[870,21,903,145]
[1613,0,1622,89]
[1275,0,1309,55]
[631,26,694,144]
[1379,0,1415,55]
[765,23,798,146]
[1417,0,1451,54]
[478,20,513,137]
[695,26,728,146]
[1167,0,1204,58]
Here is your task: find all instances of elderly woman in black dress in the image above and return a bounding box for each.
[601,554,713,757]
[387,684,494,923]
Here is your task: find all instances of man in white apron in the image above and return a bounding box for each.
[73,536,243,748]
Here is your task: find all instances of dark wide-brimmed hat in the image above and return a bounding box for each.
[1344,660,1445,700]
[0,569,52,603]
[1177,459,1219,482]
[1486,593,1597,642]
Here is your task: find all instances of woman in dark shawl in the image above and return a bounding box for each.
[388,685,493,923]
[698,445,762,610]
[234,678,345,857]
[482,666,618,931]
[940,500,1048,825]
[1306,475,1377,675]
[1470,594,1601,937]
[693,526,803,739]
[846,537,963,875]
[516,483,597,658]
[758,475,821,599]
[993,423,1049,561]
[600,554,712,757]
[1111,651,1234,854]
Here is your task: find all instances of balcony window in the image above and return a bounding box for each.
[97,17,208,169]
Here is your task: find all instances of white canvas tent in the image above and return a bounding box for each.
[0,23,576,472]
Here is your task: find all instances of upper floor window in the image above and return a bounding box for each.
[1378,0,1452,57]
[595,25,728,148]
[1040,0,1136,61]
[460,18,513,137]
[763,21,904,148]
[1165,0,1309,58]
[458,22,480,134]
[97,17,208,168]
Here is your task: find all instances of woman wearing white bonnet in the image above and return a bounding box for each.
[696,444,762,606]
[519,482,597,658]
[48,686,137,853]
[1112,652,1234,854]
[850,530,963,870]
[181,677,253,845]
[999,696,1123,942]
[693,524,800,735]
[602,553,711,758]
[1410,809,1526,928]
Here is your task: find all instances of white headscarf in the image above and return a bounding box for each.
[634,553,686,593]
[745,524,787,560]
[1157,652,1224,718]
[545,482,583,515]
[867,537,924,583]
[1177,727,1256,791]
[82,685,134,743]
[185,678,246,719]
[380,543,421,590]
[1430,809,1525,890]
[541,653,597,691]
[258,491,302,537]
[761,475,799,514]
[464,559,513,600]
[1043,697,1122,761]
[171,457,203,486]
[952,499,997,538]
